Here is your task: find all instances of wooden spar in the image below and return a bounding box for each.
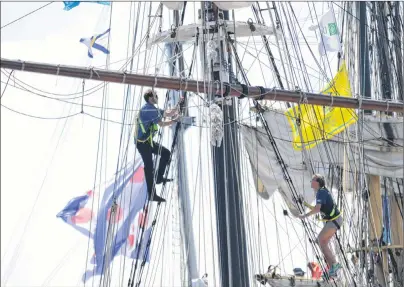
[1,58,404,112]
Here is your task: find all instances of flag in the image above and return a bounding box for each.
[79,28,110,58]
[309,9,341,55]
[56,190,96,238]
[285,61,357,151]
[57,159,152,283]
[63,1,111,11]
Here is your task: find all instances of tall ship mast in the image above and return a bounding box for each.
[1,2,403,287]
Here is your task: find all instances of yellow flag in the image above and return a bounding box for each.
[285,61,357,150]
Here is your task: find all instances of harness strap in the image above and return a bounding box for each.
[303,199,342,222]
[319,212,342,222]
[137,117,158,147]
[329,205,336,217]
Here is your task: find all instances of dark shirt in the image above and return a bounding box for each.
[137,103,164,140]
[316,187,340,219]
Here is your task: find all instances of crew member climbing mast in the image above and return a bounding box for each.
[136,89,179,202]
[297,174,343,278]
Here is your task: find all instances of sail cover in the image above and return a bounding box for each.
[241,111,404,206]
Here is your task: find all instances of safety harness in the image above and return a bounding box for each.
[136,117,159,147]
[302,188,342,229]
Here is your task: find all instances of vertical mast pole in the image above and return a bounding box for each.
[166,6,199,286]
[357,1,371,284]
[200,2,250,287]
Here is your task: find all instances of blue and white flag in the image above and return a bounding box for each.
[79,28,110,58]
[63,1,110,11]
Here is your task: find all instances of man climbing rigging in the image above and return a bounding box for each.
[297,173,343,278]
[136,89,180,202]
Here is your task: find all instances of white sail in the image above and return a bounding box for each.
[241,111,403,206]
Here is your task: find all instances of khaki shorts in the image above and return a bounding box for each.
[323,216,343,231]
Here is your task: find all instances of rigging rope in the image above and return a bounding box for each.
[128,4,194,286]
[1,2,54,29]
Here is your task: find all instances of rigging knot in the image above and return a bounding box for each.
[385,100,390,113]
[20,60,25,71]
[179,76,188,93]
[88,67,100,80]
[122,71,127,84]
[153,74,158,89]
[298,89,308,104]
[329,93,334,108]
[357,94,363,110]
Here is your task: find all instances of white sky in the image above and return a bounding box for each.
[1,1,340,286]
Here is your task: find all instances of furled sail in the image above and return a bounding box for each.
[242,61,403,210]
[241,112,403,204]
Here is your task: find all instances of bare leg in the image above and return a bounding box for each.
[317,225,338,266]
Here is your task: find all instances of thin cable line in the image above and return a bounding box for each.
[1,103,81,120]
[1,2,54,29]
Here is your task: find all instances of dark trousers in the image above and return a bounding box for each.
[136,141,171,196]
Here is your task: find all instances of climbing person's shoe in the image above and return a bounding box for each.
[148,193,166,203]
[328,263,341,277]
[156,177,173,185]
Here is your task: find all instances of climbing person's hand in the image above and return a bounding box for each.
[297,214,306,219]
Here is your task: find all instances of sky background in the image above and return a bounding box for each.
[1,1,339,286]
